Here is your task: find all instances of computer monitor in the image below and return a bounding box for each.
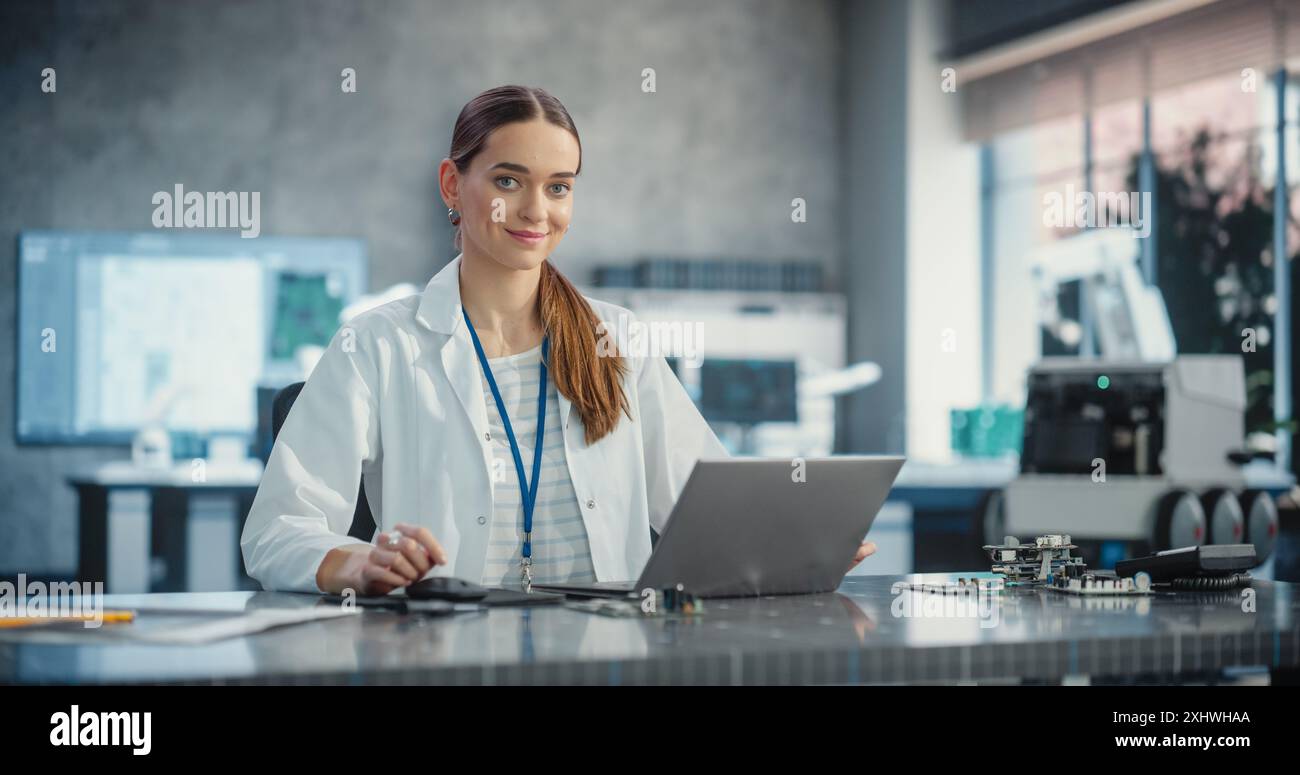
[16,230,367,445]
[698,358,798,425]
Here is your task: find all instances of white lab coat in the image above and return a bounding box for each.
[241,254,728,592]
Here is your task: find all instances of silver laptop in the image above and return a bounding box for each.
[533,456,905,599]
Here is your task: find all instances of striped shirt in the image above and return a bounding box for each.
[478,342,597,587]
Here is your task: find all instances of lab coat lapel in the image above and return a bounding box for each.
[419,255,492,461]
[421,254,575,431]
[415,251,576,476]
[442,323,491,449]
[409,256,496,581]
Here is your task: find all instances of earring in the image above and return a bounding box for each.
[447,208,461,226]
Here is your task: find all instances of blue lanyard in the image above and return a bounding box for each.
[462,309,549,564]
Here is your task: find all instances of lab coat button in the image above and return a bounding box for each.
[477,515,487,525]
[484,431,492,441]
[586,499,596,509]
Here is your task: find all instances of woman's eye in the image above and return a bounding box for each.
[549,183,570,196]
[495,176,520,190]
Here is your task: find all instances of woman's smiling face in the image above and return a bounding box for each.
[447,118,580,271]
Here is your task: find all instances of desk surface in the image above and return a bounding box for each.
[3,574,1297,685]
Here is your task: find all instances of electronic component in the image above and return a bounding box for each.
[981,535,1153,595]
[983,535,1087,583]
[1114,544,1256,586]
[900,576,1005,595]
[1049,570,1152,596]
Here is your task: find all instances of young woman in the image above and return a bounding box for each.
[241,85,876,594]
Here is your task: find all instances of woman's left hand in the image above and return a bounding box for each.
[847,541,877,573]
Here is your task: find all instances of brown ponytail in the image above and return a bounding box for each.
[540,260,632,445]
[450,85,631,444]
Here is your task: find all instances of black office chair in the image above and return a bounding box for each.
[271,382,377,542]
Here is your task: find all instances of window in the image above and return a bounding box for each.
[984,72,1290,444]
[988,115,1084,403]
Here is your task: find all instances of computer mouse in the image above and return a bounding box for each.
[406,576,490,602]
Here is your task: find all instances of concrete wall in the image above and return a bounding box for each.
[838,0,910,454]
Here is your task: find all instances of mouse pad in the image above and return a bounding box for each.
[481,588,565,607]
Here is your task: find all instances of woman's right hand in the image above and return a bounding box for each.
[316,523,449,595]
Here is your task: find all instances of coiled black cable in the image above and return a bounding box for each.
[1168,573,1252,591]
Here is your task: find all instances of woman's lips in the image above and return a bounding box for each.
[507,228,546,246]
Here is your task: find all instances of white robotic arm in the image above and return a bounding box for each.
[1031,230,1176,361]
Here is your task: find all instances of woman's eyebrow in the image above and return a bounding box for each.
[489,161,576,178]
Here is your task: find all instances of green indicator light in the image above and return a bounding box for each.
[1097,375,1110,390]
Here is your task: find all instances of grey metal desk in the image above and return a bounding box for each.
[2,574,1297,685]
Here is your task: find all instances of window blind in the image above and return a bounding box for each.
[958,0,1290,141]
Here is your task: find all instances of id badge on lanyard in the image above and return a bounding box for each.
[463,309,550,591]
